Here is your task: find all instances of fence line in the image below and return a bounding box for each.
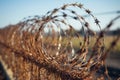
[0,3,120,80]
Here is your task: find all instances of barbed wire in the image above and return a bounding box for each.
[0,3,120,80]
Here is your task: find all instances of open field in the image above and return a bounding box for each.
[45,36,120,69]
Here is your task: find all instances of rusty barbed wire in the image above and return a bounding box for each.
[0,3,120,80]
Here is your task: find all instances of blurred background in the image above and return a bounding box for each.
[0,0,120,30]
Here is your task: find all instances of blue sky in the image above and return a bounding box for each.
[0,0,120,30]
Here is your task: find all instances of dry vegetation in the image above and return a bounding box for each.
[0,3,120,80]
